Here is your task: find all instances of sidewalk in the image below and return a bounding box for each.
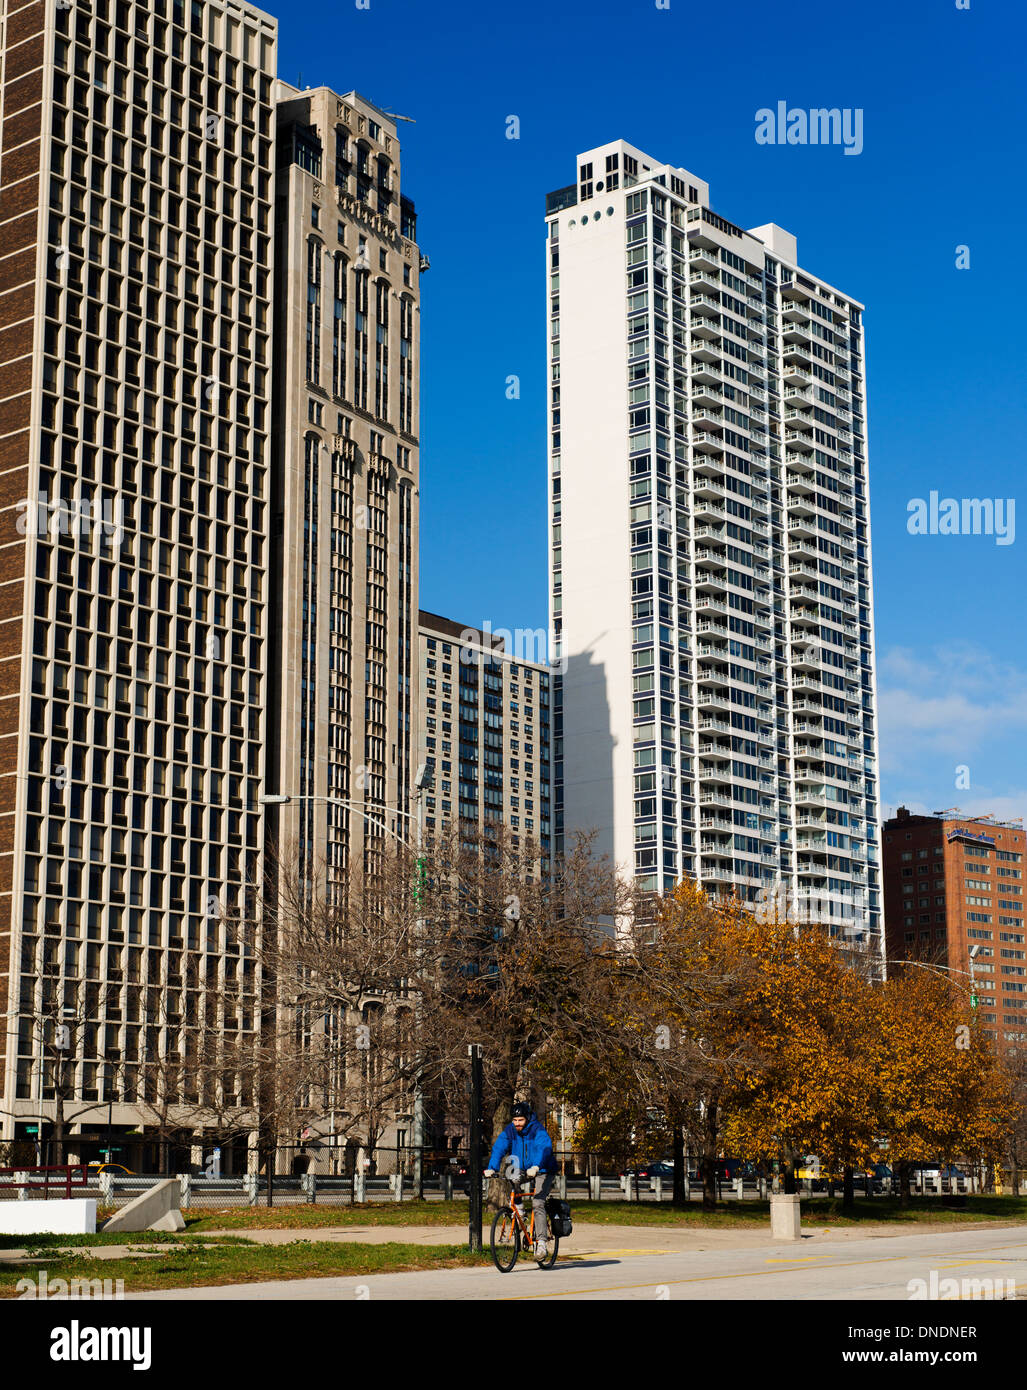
[196,1217,1013,1253]
[1,1217,1016,1264]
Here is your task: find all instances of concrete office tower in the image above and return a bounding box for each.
[268,86,421,895]
[547,141,880,941]
[0,0,276,1162]
[883,808,1027,1053]
[417,612,552,867]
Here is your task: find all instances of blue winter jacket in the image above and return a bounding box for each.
[487,1115,557,1175]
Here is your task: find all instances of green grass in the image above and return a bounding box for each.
[553,1195,1027,1228]
[0,1230,251,1251]
[180,1194,1027,1233]
[184,1201,470,1231]
[0,1240,490,1297]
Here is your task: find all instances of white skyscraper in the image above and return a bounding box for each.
[547,141,880,941]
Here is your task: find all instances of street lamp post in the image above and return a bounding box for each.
[880,954,980,1003]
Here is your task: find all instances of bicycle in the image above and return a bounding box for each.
[489,1177,559,1272]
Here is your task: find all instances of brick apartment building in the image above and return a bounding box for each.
[883,807,1027,1051]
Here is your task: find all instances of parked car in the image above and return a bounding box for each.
[913,1163,965,1183]
[687,1159,757,1183]
[620,1160,675,1180]
[867,1162,892,1192]
[795,1156,823,1181]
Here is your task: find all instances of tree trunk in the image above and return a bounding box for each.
[53,1088,66,1167]
[842,1164,854,1211]
[485,1094,513,1212]
[897,1159,911,1207]
[702,1101,718,1212]
[671,1115,686,1207]
[782,1153,797,1195]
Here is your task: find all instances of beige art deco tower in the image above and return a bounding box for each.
[0,0,277,1162]
[267,85,422,894]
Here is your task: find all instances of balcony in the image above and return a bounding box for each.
[688,243,720,269]
[790,605,820,629]
[695,593,731,615]
[698,714,732,734]
[783,407,813,429]
[693,497,729,522]
[783,362,811,387]
[697,689,732,712]
[698,791,733,810]
[781,280,811,303]
[690,321,722,348]
[787,473,816,500]
[691,357,722,385]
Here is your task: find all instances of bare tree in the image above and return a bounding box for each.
[246,822,637,1195]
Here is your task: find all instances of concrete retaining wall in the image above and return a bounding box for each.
[0,1199,97,1235]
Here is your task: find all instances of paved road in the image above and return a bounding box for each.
[130,1225,1027,1301]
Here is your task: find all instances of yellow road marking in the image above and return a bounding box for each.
[501,1239,1027,1300]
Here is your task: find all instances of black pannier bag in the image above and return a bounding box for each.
[546,1196,573,1237]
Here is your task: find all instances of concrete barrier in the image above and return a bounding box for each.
[770,1193,802,1241]
[0,1199,97,1235]
[102,1179,184,1234]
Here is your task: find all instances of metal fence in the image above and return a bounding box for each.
[1,1154,1014,1209]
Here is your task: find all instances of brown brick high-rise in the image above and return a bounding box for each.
[883,807,1026,1052]
[0,0,278,1164]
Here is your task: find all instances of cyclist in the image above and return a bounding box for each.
[484,1101,557,1258]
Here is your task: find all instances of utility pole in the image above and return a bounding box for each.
[467,1044,483,1252]
[411,762,433,1203]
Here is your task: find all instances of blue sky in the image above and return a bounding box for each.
[278,0,1027,825]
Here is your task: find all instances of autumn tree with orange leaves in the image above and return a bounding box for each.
[876,965,1015,1204]
[545,878,1021,1211]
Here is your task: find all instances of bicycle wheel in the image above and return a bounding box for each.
[490,1207,521,1273]
[536,1217,559,1269]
